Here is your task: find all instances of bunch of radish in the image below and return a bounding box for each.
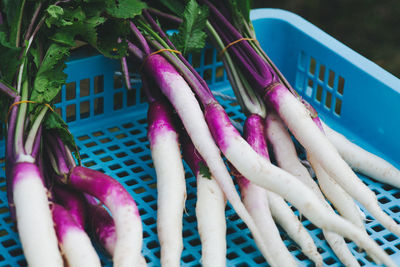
[120,0,399,266]
[0,1,148,266]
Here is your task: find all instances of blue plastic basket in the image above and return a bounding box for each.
[0,8,399,267]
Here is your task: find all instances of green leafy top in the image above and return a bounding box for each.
[164,0,209,56]
[198,161,212,179]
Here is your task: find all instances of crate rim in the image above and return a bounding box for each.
[250,8,400,92]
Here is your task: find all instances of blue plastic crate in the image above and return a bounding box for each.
[0,8,399,266]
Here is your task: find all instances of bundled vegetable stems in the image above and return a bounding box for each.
[0,1,147,266]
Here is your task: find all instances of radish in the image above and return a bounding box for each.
[181,135,227,267]
[264,83,400,238]
[235,114,297,267]
[267,192,323,266]
[11,162,63,267]
[67,166,147,267]
[147,100,187,266]
[321,121,400,187]
[87,201,117,256]
[142,54,272,259]
[52,203,101,267]
[265,111,362,266]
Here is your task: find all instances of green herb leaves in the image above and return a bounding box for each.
[198,161,212,179]
[105,0,147,19]
[169,0,208,55]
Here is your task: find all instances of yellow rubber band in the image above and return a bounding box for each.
[7,100,54,123]
[218,38,258,58]
[140,49,182,71]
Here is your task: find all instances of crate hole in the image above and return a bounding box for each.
[309,57,316,75]
[79,78,90,97]
[184,215,196,223]
[109,164,121,170]
[100,137,112,144]
[122,123,134,129]
[378,197,390,204]
[182,254,195,263]
[84,141,97,148]
[384,234,397,242]
[113,74,123,89]
[215,66,224,82]
[93,97,104,115]
[127,88,136,106]
[10,248,23,257]
[94,75,104,94]
[242,245,256,253]
[382,184,395,191]
[191,52,201,68]
[66,104,76,122]
[338,76,345,95]
[318,64,325,81]
[140,175,152,182]
[54,91,62,103]
[92,131,103,137]
[77,135,90,141]
[133,187,145,194]
[108,145,120,151]
[147,240,158,249]
[204,48,213,65]
[66,82,76,100]
[227,252,239,260]
[305,223,317,231]
[2,239,16,248]
[125,179,137,186]
[143,217,156,226]
[124,159,136,166]
[143,195,155,203]
[385,248,395,255]
[233,236,246,245]
[296,252,307,261]
[328,70,335,88]
[108,127,120,133]
[189,238,201,247]
[295,72,305,92]
[55,107,62,116]
[132,147,144,153]
[253,255,266,264]
[372,224,384,232]
[115,152,127,158]
[140,155,151,161]
[115,133,127,139]
[100,156,113,163]
[183,229,193,238]
[84,161,96,167]
[324,257,337,265]
[316,85,323,102]
[0,229,8,237]
[306,79,313,97]
[203,68,212,83]
[325,91,332,109]
[132,167,144,173]
[299,51,307,69]
[375,238,383,245]
[80,101,90,119]
[390,206,400,213]
[334,98,342,115]
[114,92,124,110]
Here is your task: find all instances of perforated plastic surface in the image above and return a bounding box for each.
[0,8,399,267]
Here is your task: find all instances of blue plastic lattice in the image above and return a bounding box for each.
[0,8,400,266]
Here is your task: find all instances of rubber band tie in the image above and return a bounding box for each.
[7,100,54,123]
[218,38,258,58]
[140,49,182,71]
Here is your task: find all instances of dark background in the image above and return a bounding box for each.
[252,0,400,78]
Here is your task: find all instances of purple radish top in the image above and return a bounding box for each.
[88,203,116,255]
[147,100,177,144]
[204,102,241,152]
[68,167,139,215]
[142,54,214,106]
[53,186,87,228]
[11,162,44,188]
[235,114,270,189]
[263,83,288,112]
[243,114,270,160]
[52,203,83,243]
